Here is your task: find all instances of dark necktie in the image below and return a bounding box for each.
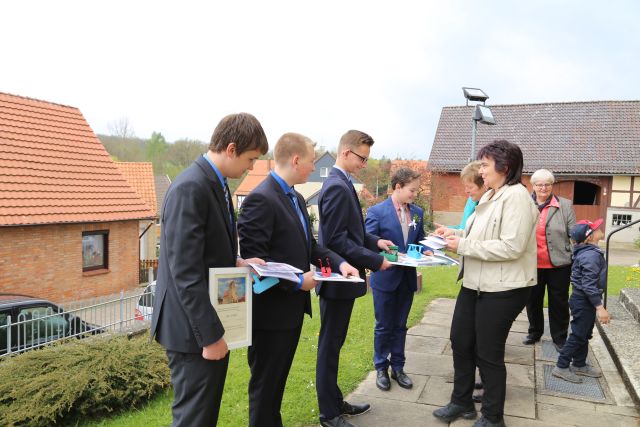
[287,191,308,241]
[223,180,234,226]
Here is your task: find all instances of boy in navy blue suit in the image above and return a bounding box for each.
[552,219,610,383]
[365,167,428,391]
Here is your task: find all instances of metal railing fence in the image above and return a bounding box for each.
[1,287,153,358]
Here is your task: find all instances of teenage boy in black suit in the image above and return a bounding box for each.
[151,113,268,427]
[238,133,359,427]
[316,130,394,427]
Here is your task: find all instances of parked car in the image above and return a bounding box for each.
[134,281,155,321]
[0,294,103,356]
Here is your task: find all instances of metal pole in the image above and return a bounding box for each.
[603,218,640,308]
[470,118,477,163]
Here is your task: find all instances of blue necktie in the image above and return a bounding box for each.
[287,191,308,241]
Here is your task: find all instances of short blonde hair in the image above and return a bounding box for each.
[530,169,555,185]
[273,133,315,166]
[460,161,484,188]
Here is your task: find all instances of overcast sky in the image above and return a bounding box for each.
[2,1,639,158]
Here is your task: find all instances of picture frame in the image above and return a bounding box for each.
[208,266,252,350]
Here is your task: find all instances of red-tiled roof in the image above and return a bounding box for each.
[0,92,155,226]
[234,159,275,196]
[429,101,640,174]
[115,162,157,217]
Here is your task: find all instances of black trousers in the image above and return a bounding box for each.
[248,326,303,427]
[316,297,355,422]
[166,350,230,427]
[525,266,571,344]
[450,286,531,423]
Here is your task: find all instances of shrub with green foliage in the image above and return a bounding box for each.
[0,334,169,426]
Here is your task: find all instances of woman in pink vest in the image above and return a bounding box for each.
[523,169,576,352]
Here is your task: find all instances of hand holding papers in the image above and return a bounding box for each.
[420,235,447,250]
[249,262,303,294]
[249,261,303,282]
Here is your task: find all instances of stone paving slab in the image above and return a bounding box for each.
[536,403,640,426]
[406,335,450,355]
[345,394,442,426]
[407,323,451,339]
[353,370,429,403]
[344,298,640,427]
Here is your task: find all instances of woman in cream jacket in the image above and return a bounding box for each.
[432,140,538,427]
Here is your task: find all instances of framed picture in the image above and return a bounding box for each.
[209,266,252,350]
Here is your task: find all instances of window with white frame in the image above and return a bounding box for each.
[320,167,329,178]
[612,214,632,226]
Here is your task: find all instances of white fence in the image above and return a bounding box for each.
[1,287,153,358]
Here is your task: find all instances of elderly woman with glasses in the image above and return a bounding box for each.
[522,169,576,352]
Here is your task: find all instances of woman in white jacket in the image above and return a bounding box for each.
[432,140,538,427]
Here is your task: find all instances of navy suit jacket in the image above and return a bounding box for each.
[318,167,382,299]
[238,175,345,330]
[365,198,426,292]
[151,156,236,353]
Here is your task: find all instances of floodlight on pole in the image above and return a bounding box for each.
[462,87,496,162]
[462,87,489,105]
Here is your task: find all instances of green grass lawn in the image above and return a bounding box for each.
[84,265,638,427]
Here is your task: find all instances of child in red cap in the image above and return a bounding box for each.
[552,219,610,383]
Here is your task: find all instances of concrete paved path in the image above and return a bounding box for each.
[344,298,640,426]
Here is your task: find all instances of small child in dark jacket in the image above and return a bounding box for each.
[552,218,610,383]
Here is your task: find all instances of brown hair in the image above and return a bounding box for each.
[338,130,374,151]
[460,161,484,188]
[391,167,421,190]
[209,113,269,155]
[274,133,316,166]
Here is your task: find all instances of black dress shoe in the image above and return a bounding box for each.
[341,401,371,417]
[320,415,355,427]
[472,392,482,403]
[376,369,391,391]
[391,369,413,389]
[522,335,540,345]
[474,380,483,389]
[433,402,477,422]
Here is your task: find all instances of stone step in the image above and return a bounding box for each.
[619,288,640,324]
[597,296,640,407]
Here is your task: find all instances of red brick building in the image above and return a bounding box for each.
[0,93,154,302]
[428,101,640,242]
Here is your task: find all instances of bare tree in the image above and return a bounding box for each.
[107,117,135,140]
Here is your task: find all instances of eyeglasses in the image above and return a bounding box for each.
[348,150,368,164]
[534,183,553,188]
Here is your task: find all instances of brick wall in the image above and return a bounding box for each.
[0,221,140,303]
[431,172,534,223]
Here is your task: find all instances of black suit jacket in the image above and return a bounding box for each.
[238,174,344,330]
[317,167,383,299]
[151,155,237,353]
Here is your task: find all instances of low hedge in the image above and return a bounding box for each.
[0,334,169,426]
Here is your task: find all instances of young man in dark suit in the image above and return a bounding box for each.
[238,133,359,427]
[151,113,268,427]
[316,130,394,427]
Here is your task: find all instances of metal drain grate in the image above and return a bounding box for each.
[542,364,606,400]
